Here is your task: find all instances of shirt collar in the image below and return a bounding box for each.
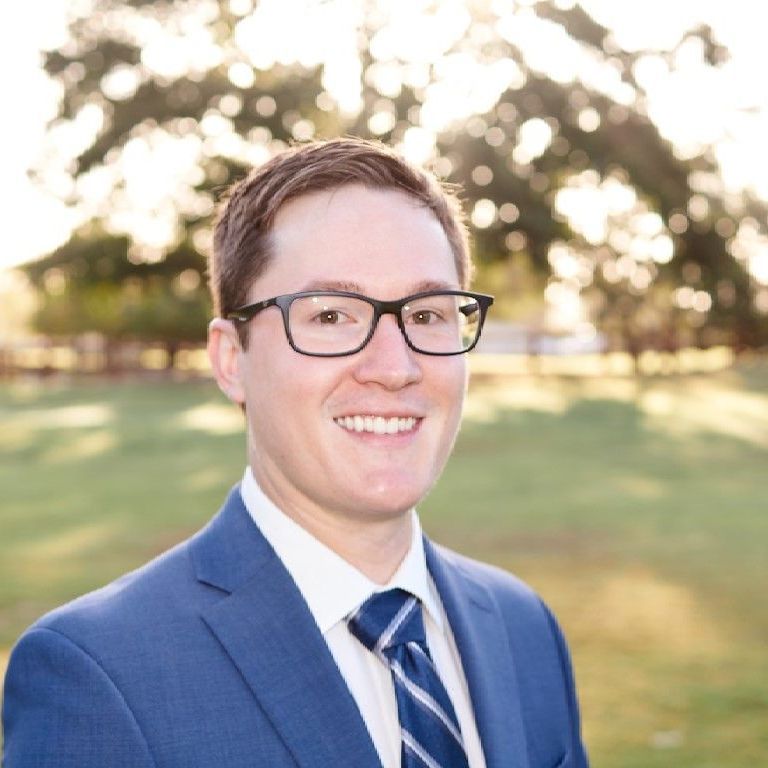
[239,467,443,634]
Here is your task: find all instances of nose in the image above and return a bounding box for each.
[352,313,422,390]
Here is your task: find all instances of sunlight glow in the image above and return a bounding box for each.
[11,404,115,430]
[497,8,634,105]
[91,128,215,260]
[750,252,768,285]
[19,521,117,559]
[227,62,255,89]
[555,171,675,265]
[420,55,526,133]
[547,242,593,286]
[140,14,222,79]
[640,377,768,448]
[6,0,768,274]
[728,220,768,286]
[471,199,497,229]
[397,126,436,165]
[497,11,581,84]
[544,280,585,332]
[100,64,142,101]
[586,0,768,197]
[370,1,471,64]
[513,118,553,164]
[177,403,244,434]
[235,0,364,112]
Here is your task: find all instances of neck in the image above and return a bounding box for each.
[252,468,414,585]
[293,509,413,585]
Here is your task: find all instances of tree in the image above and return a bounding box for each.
[23,226,209,369]
[28,0,768,352]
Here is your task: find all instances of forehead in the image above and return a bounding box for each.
[258,184,459,296]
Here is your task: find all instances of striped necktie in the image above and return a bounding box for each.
[348,588,470,768]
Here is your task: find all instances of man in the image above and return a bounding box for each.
[3,138,588,767]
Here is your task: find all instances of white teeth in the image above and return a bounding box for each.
[334,415,418,434]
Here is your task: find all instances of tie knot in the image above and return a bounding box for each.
[348,588,426,654]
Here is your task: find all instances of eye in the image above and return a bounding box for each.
[410,309,442,325]
[310,308,356,325]
[318,310,342,324]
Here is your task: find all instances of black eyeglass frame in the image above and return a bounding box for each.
[225,289,495,357]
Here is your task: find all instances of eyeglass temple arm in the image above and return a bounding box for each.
[463,294,495,315]
[226,297,277,322]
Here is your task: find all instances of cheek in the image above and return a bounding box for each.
[246,361,336,436]
[436,361,467,409]
[242,365,291,444]
[424,364,466,452]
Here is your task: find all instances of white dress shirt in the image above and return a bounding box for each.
[240,467,486,768]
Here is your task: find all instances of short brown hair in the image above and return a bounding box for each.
[210,137,471,345]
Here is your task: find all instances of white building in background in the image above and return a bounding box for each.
[475,320,607,355]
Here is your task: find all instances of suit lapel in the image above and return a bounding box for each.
[190,489,381,768]
[425,538,530,768]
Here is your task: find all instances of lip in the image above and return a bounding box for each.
[333,410,425,420]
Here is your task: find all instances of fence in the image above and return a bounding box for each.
[0,334,739,380]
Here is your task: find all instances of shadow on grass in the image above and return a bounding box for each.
[1,372,767,767]
[419,381,768,768]
[0,379,245,645]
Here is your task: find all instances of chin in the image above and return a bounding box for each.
[350,473,430,517]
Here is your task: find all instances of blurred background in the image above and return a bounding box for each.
[1,0,766,765]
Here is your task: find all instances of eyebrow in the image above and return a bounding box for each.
[299,279,459,294]
[301,279,364,292]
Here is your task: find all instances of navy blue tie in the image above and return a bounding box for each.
[348,589,470,768]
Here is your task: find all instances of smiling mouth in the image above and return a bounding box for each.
[334,415,420,435]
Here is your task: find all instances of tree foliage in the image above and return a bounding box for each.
[24,228,209,365]
[27,0,768,351]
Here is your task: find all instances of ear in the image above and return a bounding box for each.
[207,318,246,405]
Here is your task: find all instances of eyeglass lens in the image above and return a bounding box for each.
[287,293,481,355]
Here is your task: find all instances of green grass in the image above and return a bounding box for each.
[1,362,767,766]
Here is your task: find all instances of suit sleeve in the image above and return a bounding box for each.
[2,627,156,768]
[540,601,590,768]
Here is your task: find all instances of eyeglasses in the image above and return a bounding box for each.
[226,290,494,357]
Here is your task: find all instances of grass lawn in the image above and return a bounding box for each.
[1,360,766,765]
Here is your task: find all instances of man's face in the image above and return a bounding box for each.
[214,184,467,524]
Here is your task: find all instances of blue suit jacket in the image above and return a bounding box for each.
[2,487,588,767]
